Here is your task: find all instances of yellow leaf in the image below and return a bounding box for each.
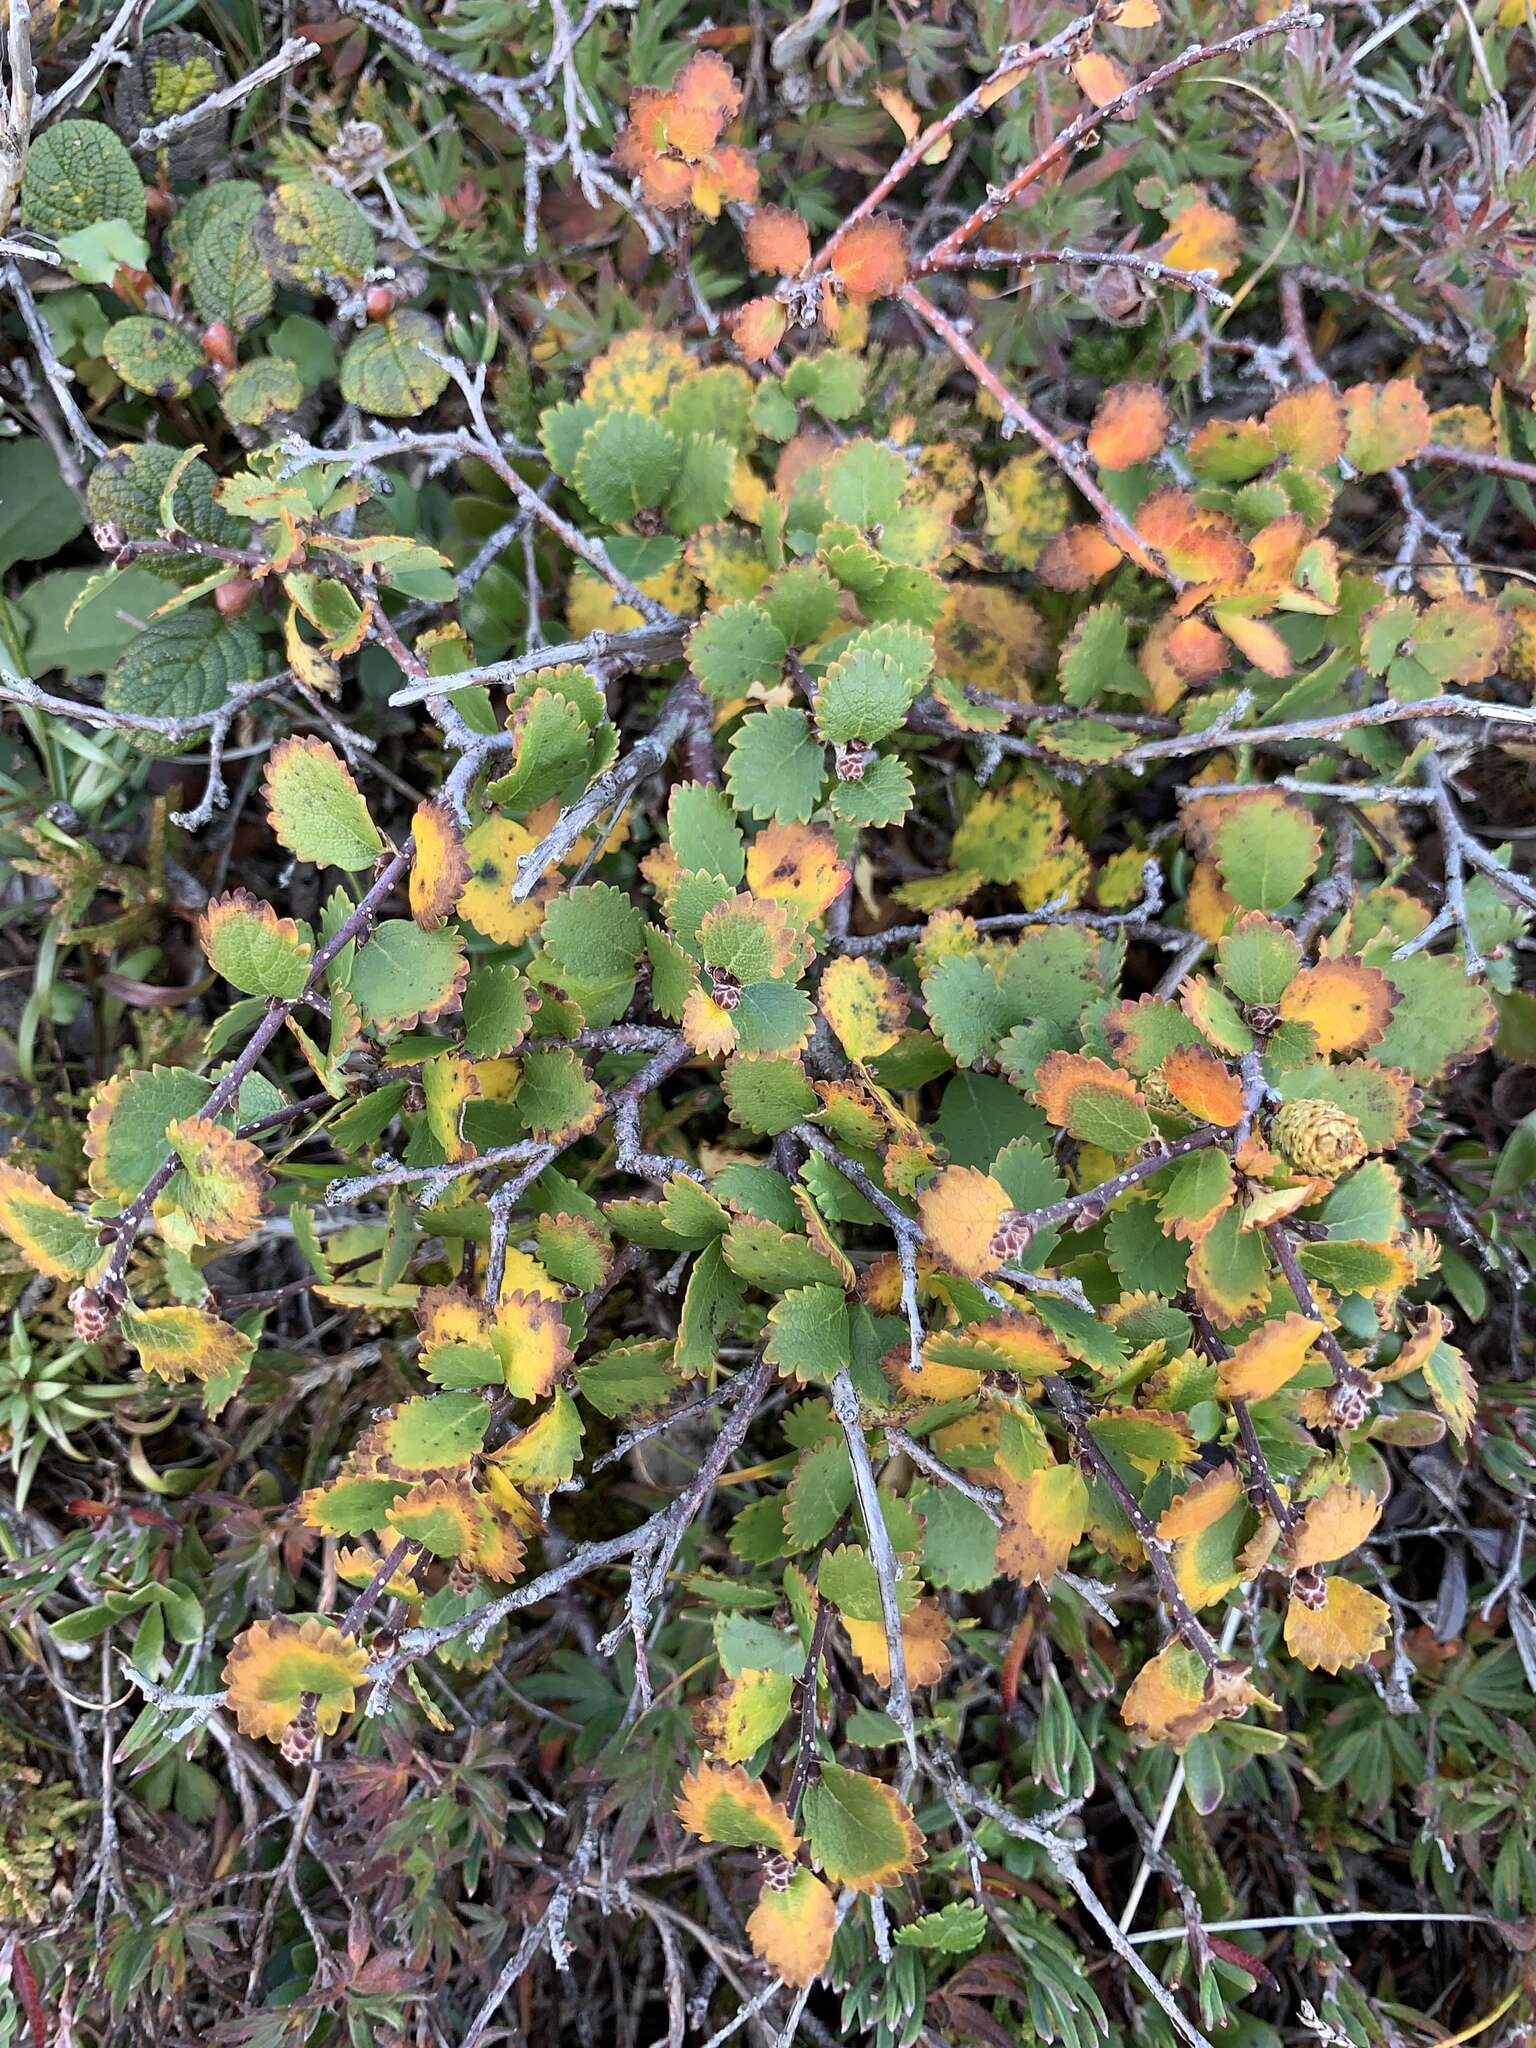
[873,83,952,163]
[819,955,910,1062]
[1278,958,1398,1055]
[746,821,849,921]
[1216,1311,1320,1403]
[120,1304,255,1384]
[491,1289,573,1402]
[409,800,470,932]
[843,1599,953,1687]
[1122,1643,1259,1747]
[1073,50,1131,107]
[748,1869,837,1988]
[1159,194,1242,282]
[0,1163,104,1283]
[581,328,693,412]
[157,1117,268,1248]
[917,1165,1012,1280]
[457,818,546,945]
[997,1462,1089,1586]
[983,455,1072,572]
[222,1615,368,1746]
[1286,1484,1381,1569]
[1283,1577,1391,1672]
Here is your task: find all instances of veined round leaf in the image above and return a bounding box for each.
[255,177,375,289]
[187,200,274,332]
[102,316,206,399]
[104,610,264,757]
[87,443,247,575]
[262,736,384,872]
[340,313,452,418]
[21,119,146,237]
[222,356,305,427]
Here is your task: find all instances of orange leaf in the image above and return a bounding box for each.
[748,1869,837,1988]
[1214,609,1294,680]
[731,295,788,364]
[1160,1044,1246,1126]
[744,205,811,278]
[1073,50,1131,107]
[1159,194,1242,281]
[1136,489,1252,586]
[1087,382,1170,471]
[673,50,743,124]
[1037,523,1122,591]
[874,82,952,162]
[832,216,909,301]
[1278,958,1397,1055]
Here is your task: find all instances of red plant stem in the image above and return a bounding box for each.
[812,6,1104,280]
[918,8,1319,275]
[898,280,1179,586]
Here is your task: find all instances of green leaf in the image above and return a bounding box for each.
[667,433,736,534]
[723,1054,816,1134]
[543,883,647,982]
[54,218,151,287]
[102,317,206,400]
[764,1285,850,1384]
[1373,950,1497,1082]
[668,782,745,883]
[0,439,86,578]
[21,120,146,238]
[105,610,264,757]
[894,1901,987,1954]
[915,1482,1000,1593]
[263,736,384,871]
[760,563,841,647]
[187,197,274,332]
[802,1763,923,1891]
[815,643,919,746]
[573,412,682,525]
[463,964,535,1059]
[1212,794,1322,912]
[689,601,788,701]
[726,707,825,822]
[345,922,467,1034]
[339,313,453,418]
[824,441,907,529]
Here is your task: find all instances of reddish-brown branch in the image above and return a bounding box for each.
[919,9,1319,274]
[898,281,1179,586]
